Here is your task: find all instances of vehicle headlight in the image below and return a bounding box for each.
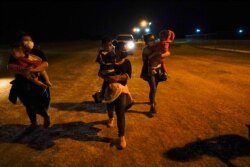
[127,41,135,49]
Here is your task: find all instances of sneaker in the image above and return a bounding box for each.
[107,118,114,128]
[119,136,126,149]
[43,116,50,128]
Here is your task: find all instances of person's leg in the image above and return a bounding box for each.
[26,106,38,126]
[40,70,52,87]
[30,87,51,128]
[106,103,115,127]
[161,60,169,80]
[40,88,51,128]
[17,87,38,126]
[148,75,157,105]
[148,75,158,113]
[114,93,127,148]
[101,80,109,96]
[162,61,167,73]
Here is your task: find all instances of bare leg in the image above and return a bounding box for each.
[106,103,115,127]
[40,70,52,87]
[161,61,168,73]
[161,60,169,79]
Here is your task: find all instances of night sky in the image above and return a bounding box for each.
[1,0,250,42]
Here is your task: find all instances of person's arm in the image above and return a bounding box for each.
[148,50,161,59]
[95,51,101,63]
[8,63,33,79]
[29,61,48,72]
[28,49,49,72]
[8,63,26,72]
[161,51,171,58]
[107,60,131,83]
[147,49,170,59]
[167,30,175,42]
[106,74,129,83]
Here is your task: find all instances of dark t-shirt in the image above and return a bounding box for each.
[114,59,132,86]
[95,50,116,72]
[8,48,48,83]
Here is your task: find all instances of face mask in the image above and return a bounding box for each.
[23,41,34,50]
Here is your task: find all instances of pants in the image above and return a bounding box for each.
[148,75,159,105]
[101,80,109,96]
[16,80,50,125]
[107,93,129,137]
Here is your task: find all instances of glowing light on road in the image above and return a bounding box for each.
[0,78,12,88]
[0,78,13,97]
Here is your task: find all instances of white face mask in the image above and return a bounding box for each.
[23,41,34,50]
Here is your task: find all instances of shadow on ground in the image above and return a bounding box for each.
[164,133,250,167]
[50,101,106,113]
[126,101,154,118]
[127,109,154,118]
[0,121,113,150]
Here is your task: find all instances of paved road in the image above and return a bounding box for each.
[1,41,250,167]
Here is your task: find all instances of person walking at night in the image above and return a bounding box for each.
[99,41,133,149]
[8,32,51,131]
[140,33,170,114]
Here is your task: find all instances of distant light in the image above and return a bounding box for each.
[133,27,141,33]
[196,28,201,33]
[149,22,152,26]
[140,20,148,27]
[145,28,150,33]
[238,29,243,34]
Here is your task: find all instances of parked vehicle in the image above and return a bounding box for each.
[116,34,136,55]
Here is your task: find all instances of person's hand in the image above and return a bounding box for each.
[21,69,33,80]
[104,75,117,83]
[21,69,30,77]
[108,76,118,83]
[149,51,161,59]
[98,71,104,78]
[28,67,39,73]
